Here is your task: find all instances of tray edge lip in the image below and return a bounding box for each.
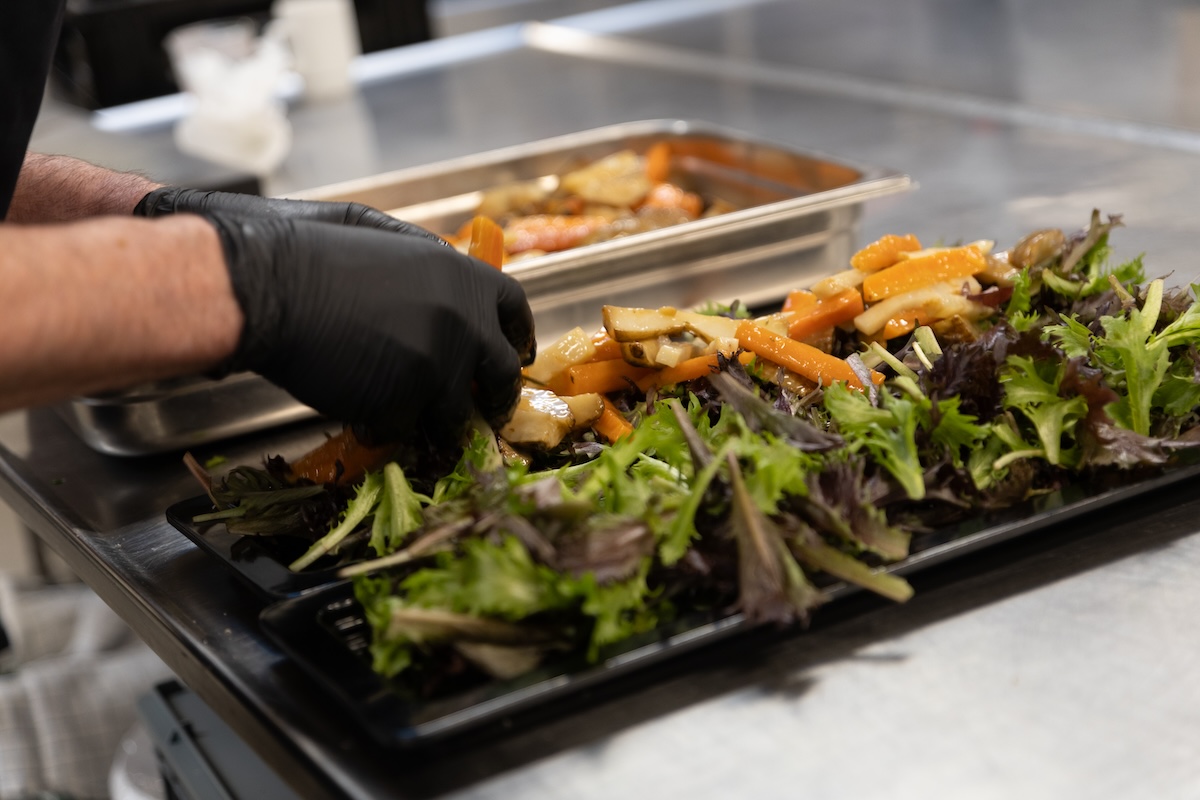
[166,495,348,600]
[288,118,909,204]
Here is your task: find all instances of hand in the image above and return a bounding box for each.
[135,186,443,242]
[204,213,535,440]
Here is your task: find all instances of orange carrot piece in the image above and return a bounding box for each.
[454,218,474,243]
[861,246,985,303]
[467,216,505,269]
[881,307,927,340]
[644,142,672,183]
[587,331,624,362]
[638,351,761,391]
[594,398,634,442]
[640,183,702,218]
[786,289,865,341]
[882,318,916,340]
[549,359,655,396]
[781,289,819,313]
[735,320,883,390]
[504,215,611,254]
[288,427,396,486]
[851,233,922,272]
[636,354,721,391]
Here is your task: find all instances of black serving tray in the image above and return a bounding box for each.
[257,460,1200,749]
[166,494,345,598]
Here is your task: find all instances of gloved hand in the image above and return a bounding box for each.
[203,213,536,440]
[135,186,441,242]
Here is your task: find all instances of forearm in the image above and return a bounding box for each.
[7,152,162,223]
[0,215,242,410]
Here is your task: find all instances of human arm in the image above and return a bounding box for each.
[6,152,162,223]
[10,152,441,241]
[0,214,240,410]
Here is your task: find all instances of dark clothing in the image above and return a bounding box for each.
[0,0,65,219]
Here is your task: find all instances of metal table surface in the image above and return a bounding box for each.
[7,1,1200,797]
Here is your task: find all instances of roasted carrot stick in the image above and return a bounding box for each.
[288,427,397,485]
[640,183,703,218]
[593,397,634,442]
[467,216,505,269]
[548,359,655,396]
[786,289,865,341]
[644,141,672,183]
[503,214,611,254]
[861,246,985,302]
[881,308,927,340]
[636,354,721,391]
[735,320,883,390]
[850,233,922,272]
[587,331,625,362]
[781,289,819,313]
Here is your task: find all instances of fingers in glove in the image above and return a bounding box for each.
[340,202,448,243]
[472,339,524,429]
[492,271,537,366]
[349,401,421,447]
[136,186,449,245]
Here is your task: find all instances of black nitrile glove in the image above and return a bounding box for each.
[135,186,443,243]
[204,213,535,440]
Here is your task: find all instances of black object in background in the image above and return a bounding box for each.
[52,0,432,110]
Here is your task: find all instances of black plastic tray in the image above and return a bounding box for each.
[257,461,1200,749]
[166,495,344,598]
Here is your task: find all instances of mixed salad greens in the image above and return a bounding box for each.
[192,211,1200,695]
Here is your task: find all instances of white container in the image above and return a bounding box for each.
[165,17,292,175]
[270,0,362,101]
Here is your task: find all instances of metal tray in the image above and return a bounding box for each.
[257,460,1200,749]
[296,118,912,338]
[56,119,910,456]
[55,372,316,457]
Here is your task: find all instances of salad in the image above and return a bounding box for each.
[191,211,1200,694]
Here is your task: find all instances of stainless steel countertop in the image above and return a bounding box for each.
[7,0,1200,797]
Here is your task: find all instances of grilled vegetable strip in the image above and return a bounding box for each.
[851,233,922,272]
[467,216,505,269]
[735,319,883,389]
[861,245,986,302]
[593,398,634,443]
[549,359,654,396]
[786,289,865,341]
[288,427,396,486]
[644,141,672,183]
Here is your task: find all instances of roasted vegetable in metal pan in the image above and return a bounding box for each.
[444,147,736,265]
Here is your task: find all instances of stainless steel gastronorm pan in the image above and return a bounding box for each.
[56,119,911,456]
